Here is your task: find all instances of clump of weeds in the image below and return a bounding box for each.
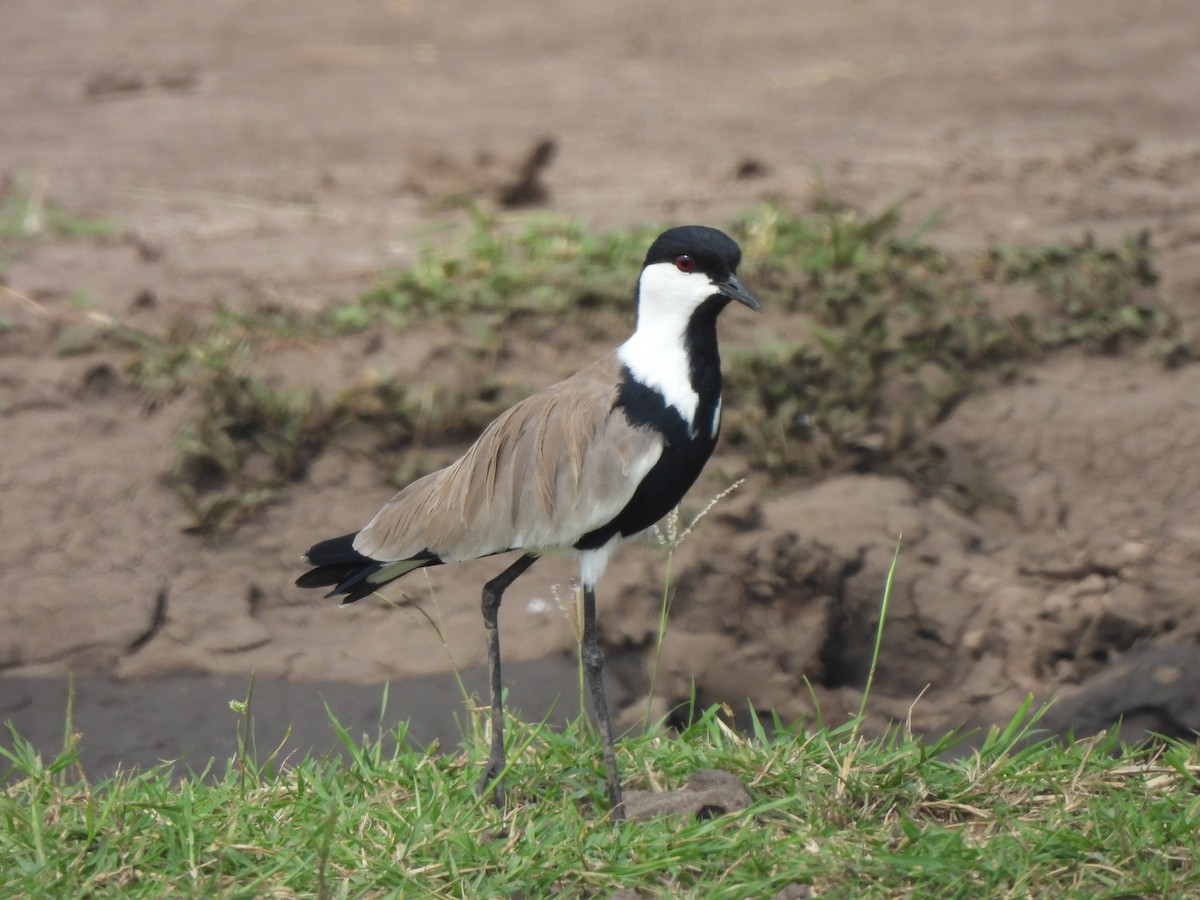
[721,202,1188,480]
[0,173,116,239]
[169,369,331,533]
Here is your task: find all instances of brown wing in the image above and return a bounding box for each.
[353,352,663,562]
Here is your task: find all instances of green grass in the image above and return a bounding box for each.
[344,205,655,328]
[3,702,1198,897]
[0,175,116,239]
[4,555,1199,897]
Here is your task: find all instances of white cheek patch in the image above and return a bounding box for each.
[637,262,717,313]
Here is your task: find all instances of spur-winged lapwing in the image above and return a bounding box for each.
[296,225,761,819]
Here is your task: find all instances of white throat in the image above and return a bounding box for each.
[617,262,717,425]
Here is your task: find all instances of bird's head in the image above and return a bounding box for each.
[635,226,762,327]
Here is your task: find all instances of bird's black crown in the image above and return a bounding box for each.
[643,225,743,279]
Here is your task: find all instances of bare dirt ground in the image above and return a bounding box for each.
[3,0,1200,769]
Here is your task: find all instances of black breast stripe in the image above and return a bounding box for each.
[574,368,719,550]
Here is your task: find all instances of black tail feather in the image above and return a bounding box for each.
[296,531,381,601]
[302,532,363,566]
[337,571,396,604]
[295,531,441,604]
[295,563,368,590]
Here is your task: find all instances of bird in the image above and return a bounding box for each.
[295,225,761,820]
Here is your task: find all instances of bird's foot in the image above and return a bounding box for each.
[477,758,506,809]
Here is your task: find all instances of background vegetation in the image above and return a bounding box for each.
[50,200,1188,532]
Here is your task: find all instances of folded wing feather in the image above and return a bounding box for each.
[353,353,663,563]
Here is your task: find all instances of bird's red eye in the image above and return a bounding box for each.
[674,254,695,273]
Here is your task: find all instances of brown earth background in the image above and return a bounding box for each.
[3,0,1200,773]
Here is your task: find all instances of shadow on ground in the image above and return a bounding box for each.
[1,659,586,782]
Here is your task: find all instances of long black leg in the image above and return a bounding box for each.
[581,585,625,819]
[477,552,538,808]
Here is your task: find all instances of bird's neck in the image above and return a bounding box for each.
[618,295,728,429]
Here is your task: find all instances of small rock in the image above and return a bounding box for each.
[131,288,158,310]
[735,158,769,180]
[772,885,814,900]
[623,769,752,821]
[1041,644,1200,742]
[84,70,145,98]
[497,137,556,208]
[962,629,987,654]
